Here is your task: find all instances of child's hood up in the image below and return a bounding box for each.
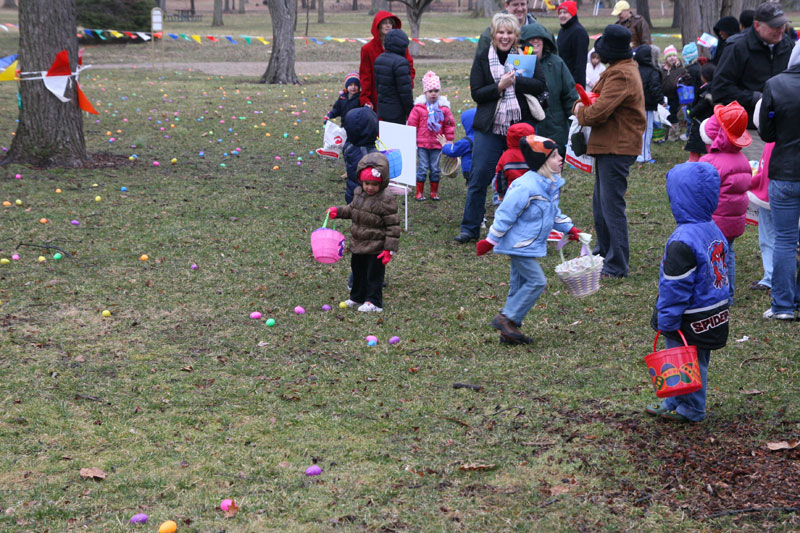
[666,162,720,225]
[384,29,409,56]
[506,122,536,149]
[356,152,391,192]
[461,108,476,139]
[634,44,656,67]
[519,22,557,56]
[370,11,402,41]
[343,107,379,147]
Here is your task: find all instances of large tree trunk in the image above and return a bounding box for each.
[239,0,247,13]
[370,0,388,14]
[352,0,358,10]
[476,0,495,18]
[224,0,231,12]
[3,0,18,8]
[190,0,196,14]
[636,0,652,28]
[261,0,299,84]
[4,0,87,168]
[679,0,719,46]
[318,0,325,24]
[405,4,421,56]
[213,0,224,26]
[672,0,681,29]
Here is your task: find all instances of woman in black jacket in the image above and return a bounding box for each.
[453,13,548,243]
[634,44,663,163]
[374,29,414,125]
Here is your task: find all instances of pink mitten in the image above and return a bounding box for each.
[327,207,337,219]
[377,250,393,265]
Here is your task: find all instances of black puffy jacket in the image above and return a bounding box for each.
[343,107,379,203]
[557,15,589,87]
[759,53,800,182]
[634,44,663,111]
[374,29,414,125]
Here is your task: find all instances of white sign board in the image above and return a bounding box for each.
[151,8,163,32]
[378,121,417,187]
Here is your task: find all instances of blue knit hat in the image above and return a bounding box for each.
[344,71,360,90]
[682,42,699,64]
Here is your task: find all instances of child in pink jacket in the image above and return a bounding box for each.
[699,101,752,305]
[406,71,455,201]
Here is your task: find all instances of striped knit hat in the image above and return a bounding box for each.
[344,71,360,89]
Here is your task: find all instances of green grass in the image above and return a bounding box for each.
[0,8,799,533]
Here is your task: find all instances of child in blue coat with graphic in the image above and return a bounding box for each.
[438,107,475,184]
[476,135,584,344]
[648,162,730,423]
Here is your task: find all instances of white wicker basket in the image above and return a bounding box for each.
[554,242,603,297]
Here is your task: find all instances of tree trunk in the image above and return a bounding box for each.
[370,0,388,14]
[636,0,652,28]
[678,0,700,46]
[476,0,495,18]
[672,0,681,29]
[697,0,720,42]
[213,0,224,25]
[190,0,196,14]
[405,3,421,57]
[318,0,325,24]
[261,0,300,84]
[4,0,87,168]
[2,0,18,8]
[224,0,231,12]
[352,0,358,10]
[239,0,247,13]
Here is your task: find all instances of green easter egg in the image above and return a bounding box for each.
[266,318,276,327]
[53,253,62,260]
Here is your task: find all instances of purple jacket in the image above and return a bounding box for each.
[699,116,751,239]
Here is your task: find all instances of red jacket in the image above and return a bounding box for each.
[494,123,537,198]
[406,95,455,149]
[359,11,415,109]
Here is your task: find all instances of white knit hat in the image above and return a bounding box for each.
[664,45,678,59]
[422,71,441,92]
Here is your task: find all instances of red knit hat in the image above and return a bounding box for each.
[557,1,577,17]
[359,166,382,183]
[713,101,752,148]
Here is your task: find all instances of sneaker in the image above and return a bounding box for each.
[481,217,487,229]
[453,233,476,244]
[763,308,795,321]
[660,410,694,423]
[357,301,382,313]
[645,158,657,164]
[679,133,689,142]
[315,148,340,159]
[749,280,770,291]
[645,403,669,416]
[491,312,532,344]
[344,299,361,308]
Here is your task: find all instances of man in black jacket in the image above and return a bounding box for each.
[374,29,414,125]
[556,1,589,87]
[711,1,793,160]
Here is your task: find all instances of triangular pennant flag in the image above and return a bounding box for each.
[123,31,135,38]
[137,32,151,41]
[0,25,7,32]
[206,35,219,43]
[94,29,107,40]
[43,74,71,102]
[153,32,162,39]
[0,59,18,81]
[180,33,190,41]
[411,38,425,46]
[0,53,18,69]
[257,37,269,45]
[168,33,179,40]
[83,29,94,38]
[191,35,202,43]
[242,35,252,44]
[226,36,237,44]
[76,83,98,114]
[46,50,71,77]
[110,30,124,38]
[78,48,84,66]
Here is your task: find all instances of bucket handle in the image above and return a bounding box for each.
[321,211,336,231]
[653,329,689,351]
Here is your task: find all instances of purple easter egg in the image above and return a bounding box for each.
[305,465,322,476]
[321,304,331,311]
[129,513,148,524]
[389,336,400,345]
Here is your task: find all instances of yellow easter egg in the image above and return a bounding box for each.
[339,301,347,309]
[15,199,22,206]
[0,258,9,264]
[159,520,177,533]
[55,188,62,193]
[101,310,111,317]
[140,254,149,261]
[95,196,102,202]
[37,256,46,263]
[171,158,177,164]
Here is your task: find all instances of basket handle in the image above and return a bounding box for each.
[375,137,389,151]
[556,238,594,267]
[653,329,689,351]
[322,211,336,231]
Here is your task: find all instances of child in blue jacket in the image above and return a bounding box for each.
[342,106,379,203]
[476,135,584,344]
[648,162,730,423]
[438,107,475,184]
[324,72,362,123]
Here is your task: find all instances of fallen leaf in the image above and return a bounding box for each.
[549,484,572,496]
[74,355,86,363]
[180,365,193,372]
[223,500,239,518]
[459,463,496,471]
[766,440,800,451]
[79,467,106,480]
[739,389,763,395]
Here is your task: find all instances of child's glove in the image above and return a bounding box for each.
[568,227,582,241]
[327,207,337,219]
[377,250,393,265]
[476,239,495,256]
[323,115,329,123]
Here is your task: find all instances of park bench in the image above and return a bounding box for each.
[165,9,204,22]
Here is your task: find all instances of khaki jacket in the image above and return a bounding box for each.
[335,152,401,255]
[575,58,646,156]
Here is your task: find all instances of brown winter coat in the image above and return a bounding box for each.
[620,14,651,48]
[335,152,401,255]
[574,58,646,156]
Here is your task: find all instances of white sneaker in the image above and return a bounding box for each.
[357,302,383,313]
[344,299,361,308]
[679,133,688,142]
[763,308,795,321]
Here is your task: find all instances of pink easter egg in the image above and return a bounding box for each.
[294,306,305,315]
[11,254,20,261]
[220,499,233,511]
[15,173,21,179]
[191,264,198,270]
[365,335,378,343]
[250,311,262,320]
[71,220,80,226]
[153,161,160,166]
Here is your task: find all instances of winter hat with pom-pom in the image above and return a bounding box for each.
[422,71,441,92]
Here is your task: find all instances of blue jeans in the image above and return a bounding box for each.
[416,147,441,183]
[758,206,775,288]
[593,154,636,277]
[660,337,711,422]
[769,179,800,315]
[637,110,655,162]
[727,236,736,306]
[501,255,547,325]
[459,130,506,238]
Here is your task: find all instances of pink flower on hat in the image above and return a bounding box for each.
[422,71,441,92]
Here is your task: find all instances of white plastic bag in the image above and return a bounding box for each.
[656,103,672,128]
[323,121,347,152]
[565,115,594,174]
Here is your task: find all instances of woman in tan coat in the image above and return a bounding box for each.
[574,24,646,278]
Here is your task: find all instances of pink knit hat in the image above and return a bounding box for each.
[422,71,441,92]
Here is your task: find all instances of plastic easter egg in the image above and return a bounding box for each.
[321,305,331,311]
[15,173,21,179]
[199,151,205,157]
[294,306,305,315]
[220,498,234,511]
[11,254,19,261]
[0,258,9,265]
[140,254,149,261]
[153,161,160,167]
[71,220,80,226]
[121,186,127,192]
[101,310,111,317]
[53,253,62,260]
[305,465,322,476]
[339,301,347,309]
[94,196,102,202]
[250,311,262,320]
[220,163,227,168]
[37,256,46,263]
[92,183,98,187]
[40,218,48,224]
[158,521,177,533]
[191,263,198,270]
[367,339,377,346]
[129,513,148,524]
[265,318,276,327]
[389,336,400,345]
[15,199,22,206]
[365,335,378,343]
[272,165,279,170]
[3,201,10,206]
[129,156,135,161]
[55,188,62,193]
[171,158,177,165]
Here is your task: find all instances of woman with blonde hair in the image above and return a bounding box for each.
[454,13,548,243]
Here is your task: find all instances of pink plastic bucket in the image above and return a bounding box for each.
[311,214,346,264]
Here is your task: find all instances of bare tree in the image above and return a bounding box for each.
[352,0,358,10]
[190,0,196,14]
[260,0,300,84]
[2,0,18,8]
[3,0,87,168]
[475,0,495,18]
[636,0,652,28]
[370,0,388,14]
[672,0,681,29]
[399,0,435,56]
[679,0,720,46]
[318,0,325,23]
[213,0,224,26]
[239,0,247,13]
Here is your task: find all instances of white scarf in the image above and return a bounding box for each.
[489,45,522,136]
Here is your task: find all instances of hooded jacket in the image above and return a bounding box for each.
[343,107,379,203]
[442,108,475,174]
[575,58,646,156]
[557,13,589,87]
[334,152,401,255]
[711,16,740,65]
[520,23,579,150]
[406,94,456,149]
[699,116,752,240]
[494,122,536,198]
[712,25,793,128]
[652,162,729,350]
[374,29,414,125]
[634,44,664,111]
[359,11,415,110]
[758,42,800,182]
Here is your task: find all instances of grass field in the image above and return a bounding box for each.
[1,7,799,532]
